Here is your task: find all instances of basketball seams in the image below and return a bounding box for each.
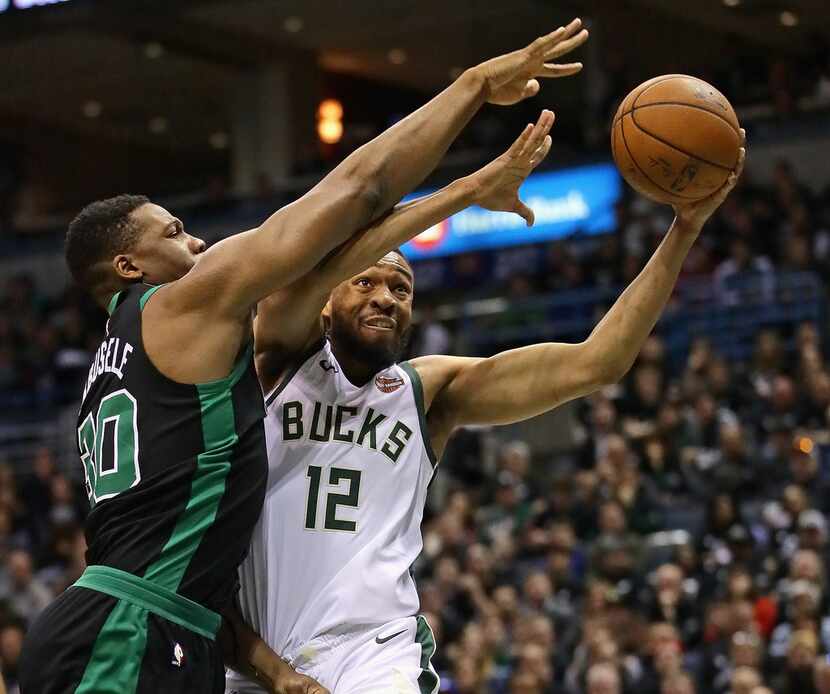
[613,74,740,204]
[619,113,699,202]
[614,73,684,126]
[630,108,734,171]
[632,74,692,111]
[613,100,740,131]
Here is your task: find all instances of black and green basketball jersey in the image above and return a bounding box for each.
[76,283,267,613]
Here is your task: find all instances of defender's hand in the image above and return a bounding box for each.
[469,110,555,226]
[274,669,330,694]
[672,129,746,233]
[469,18,588,106]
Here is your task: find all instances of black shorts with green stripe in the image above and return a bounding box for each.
[19,569,224,694]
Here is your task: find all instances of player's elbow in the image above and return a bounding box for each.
[335,159,388,223]
[581,340,630,389]
[596,358,631,387]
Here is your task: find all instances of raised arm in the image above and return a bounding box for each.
[254,112,555,391]
[170,20,587,320]
[416,139,746,456]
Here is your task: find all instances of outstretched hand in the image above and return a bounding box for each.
[672,129,746,233]
[470,18,588,106]
[469,110,555,226]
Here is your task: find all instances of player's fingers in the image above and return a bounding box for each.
[535,18,582,52]
[719,172,738,202]
[521,78,540,100]
[732,146,746,181]
[520,114,553,160]
[539,62,583,78]
[714,149,744,202]
[506,123,534,158]
[528,19,575,55]
[546,28,589,59]
[739,127,746,146]
[520,111,554,158]
[530,135,553,168]
[736,145,746,173]
[515,199,535,227]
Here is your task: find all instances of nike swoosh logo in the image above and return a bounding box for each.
[375,629,407,645]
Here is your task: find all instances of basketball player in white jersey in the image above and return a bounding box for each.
[230,103,746,690]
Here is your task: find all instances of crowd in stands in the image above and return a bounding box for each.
[417,318,830,693]
[0,152,829,692]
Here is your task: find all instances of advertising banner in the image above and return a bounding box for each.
[402,162,621,261]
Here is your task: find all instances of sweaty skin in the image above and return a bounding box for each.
[259,136,746,462]
[244,122,745,693]
[247,111,557,691]
[255,109,557,391]
[125,18,587,391]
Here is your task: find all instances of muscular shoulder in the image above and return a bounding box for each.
[406,354,481,460]
[141,282,251,384]
[407,354,482,412]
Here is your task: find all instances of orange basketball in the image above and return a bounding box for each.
[611,74,741,205]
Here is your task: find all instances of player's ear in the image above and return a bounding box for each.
[321,298,333,332]
[112,254,143,282]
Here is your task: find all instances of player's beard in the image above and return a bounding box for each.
[328,312,411,372]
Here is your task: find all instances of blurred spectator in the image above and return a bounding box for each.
[713,238,774,306]
[0,622,22,694]
[732,667,763,694]
[0,550,51,627]
[3,115,830,694]
[770,628,820,693]
[661,671,695,694]
[585,662,621,694]
[412,305,452,357]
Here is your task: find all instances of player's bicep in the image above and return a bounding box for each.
[435,342,603,427]
[171,181,379,319]
[162,228,265,318]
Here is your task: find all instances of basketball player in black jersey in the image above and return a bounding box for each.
[17,20,588,694]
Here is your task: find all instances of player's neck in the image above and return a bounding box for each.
[329,341,380,387]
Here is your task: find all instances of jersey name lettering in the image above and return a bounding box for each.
[82,337,135,403]
[282,400,413,463]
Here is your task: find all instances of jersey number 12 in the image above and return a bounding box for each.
[305,465,361,532]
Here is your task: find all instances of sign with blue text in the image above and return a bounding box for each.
[402,162,621,260]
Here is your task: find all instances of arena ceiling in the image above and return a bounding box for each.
[0,0,826,154]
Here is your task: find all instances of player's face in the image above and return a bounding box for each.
[329,254,414,369]
[126,203,206,284]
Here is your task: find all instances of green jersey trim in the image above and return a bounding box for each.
[197,342,253,393]
[399,362,438,467]
[106,291,122,316]
[141,346,251,593]
[415,615,440,694]
[74,599,149,693]
[139,284,164,311]
[265,359,303,407]
[74,565,220,639]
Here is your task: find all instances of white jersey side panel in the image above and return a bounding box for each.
[238,342,436,661]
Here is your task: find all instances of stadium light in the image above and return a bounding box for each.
[317,98,343,144]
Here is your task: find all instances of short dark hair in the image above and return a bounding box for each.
[65,194,150,289]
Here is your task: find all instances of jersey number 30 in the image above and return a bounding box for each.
[305,465,361,532]
[77,389,140,505]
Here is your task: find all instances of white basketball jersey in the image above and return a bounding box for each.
[238,341,437,661]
